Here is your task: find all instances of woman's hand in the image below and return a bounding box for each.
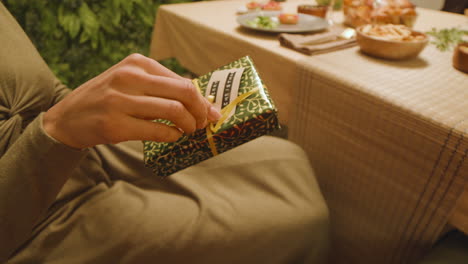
[43,54,221,149]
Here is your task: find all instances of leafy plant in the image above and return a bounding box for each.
[3,0,193,88]
[426,28,468,52]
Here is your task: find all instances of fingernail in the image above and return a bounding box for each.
[207,106,221,121]
[197,119,208,130]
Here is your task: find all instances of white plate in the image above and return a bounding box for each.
[237,11,329,33]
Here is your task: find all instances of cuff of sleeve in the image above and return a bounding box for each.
[0,113,89,261]
[20,113,89,167]
[36,113,87,152]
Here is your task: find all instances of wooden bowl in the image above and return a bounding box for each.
[298,4,328,18]
[453,43,468,74]
[356,25,428,60]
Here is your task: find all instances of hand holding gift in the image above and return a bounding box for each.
[43,54,221,149]
[144,57,280,177]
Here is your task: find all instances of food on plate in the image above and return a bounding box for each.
[343,0,373,27]
[359,24,426,42]
[246,1,261,11]
[262,1,282,11]
[343,0,417,28]
[278,13,299,24]
[372,0,417,26]
[246,16,279,29]
[297,4,328,18]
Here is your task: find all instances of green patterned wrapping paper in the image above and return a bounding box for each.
[143,56,280,177]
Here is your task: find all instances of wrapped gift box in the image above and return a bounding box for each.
[143,56,280,177]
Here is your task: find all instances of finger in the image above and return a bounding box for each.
[123,94,198,135]
[123,53,186,81]
[123,74,211,129]
[190,77,222,122]
[207,105,222,122]
[149,77,222,124]
[141,57,186,81]
[118,116,183,143]
[161,77,218,121]
[109,64,221,126]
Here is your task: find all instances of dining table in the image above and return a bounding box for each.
[149,1,468,263]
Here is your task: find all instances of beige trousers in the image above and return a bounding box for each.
[8,137,329,264]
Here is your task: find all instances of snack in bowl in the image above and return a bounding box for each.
[372,3,417,27]
[262,1,282,11]
[278,13,299,25]
[360,24,425,41]
[343,0,417,28]
[356,24,428,60]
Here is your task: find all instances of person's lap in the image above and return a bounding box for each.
[8,136,329,264]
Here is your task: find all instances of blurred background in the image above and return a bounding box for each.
[3,0,195,89]
[3,0,465,89]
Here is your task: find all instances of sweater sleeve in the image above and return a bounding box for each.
[52,78,72,106]
[0,113,88,261]
[0,3,91,260]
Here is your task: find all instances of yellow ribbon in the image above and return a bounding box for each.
[192,79,259,156]
[205,124,218,156]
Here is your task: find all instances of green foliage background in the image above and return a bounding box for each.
[3,0,192,88]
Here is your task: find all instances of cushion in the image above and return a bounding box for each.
[0,3,60,156]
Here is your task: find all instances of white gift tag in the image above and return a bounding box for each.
[205,68,245,120]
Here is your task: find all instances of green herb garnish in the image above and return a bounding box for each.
[426,28,468,52]
[246,16,279,30]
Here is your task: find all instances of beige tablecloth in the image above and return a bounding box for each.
[150,1,468,263]
[151,0,306,124]
[291,39,468,264]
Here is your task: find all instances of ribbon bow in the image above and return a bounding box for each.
[192,79,259,156]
